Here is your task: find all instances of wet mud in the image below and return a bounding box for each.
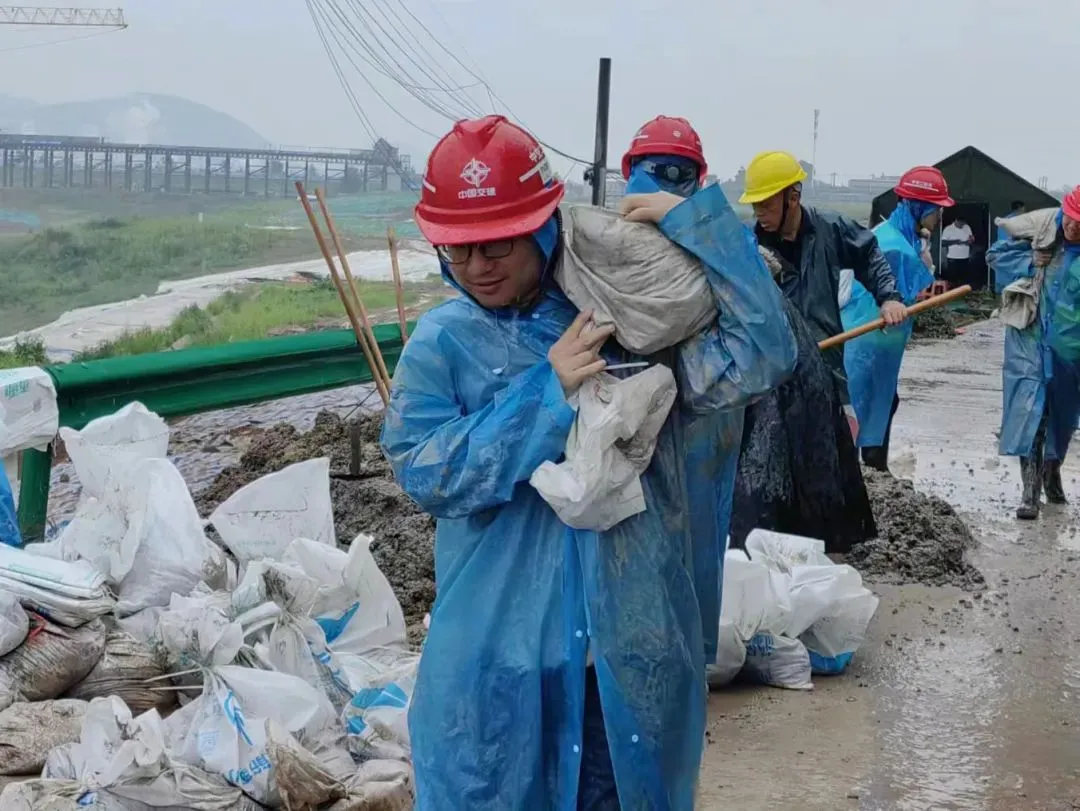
[853,469,984,589]
[195,411,435,643]
[911,306,959,340]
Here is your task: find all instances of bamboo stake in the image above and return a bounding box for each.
[294,182,390,405]
[313,187,393,390]
[817,285,972,351]
[387,225,409,345]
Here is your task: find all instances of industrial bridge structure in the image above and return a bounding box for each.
[0,133,412,196]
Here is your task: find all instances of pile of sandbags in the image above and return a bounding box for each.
[708,530,879,691]
[0,402,417,809]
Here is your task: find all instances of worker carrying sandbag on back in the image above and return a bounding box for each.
[843,167,955,472]
[615,114,744,669]
[381,115,796,810]
[730,150,903,553]
[988,185,1080,519]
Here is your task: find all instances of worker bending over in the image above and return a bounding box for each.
[381,116,795,810]
[991,186,1080,519]
[620,115,742,668]
[847,167,954,471]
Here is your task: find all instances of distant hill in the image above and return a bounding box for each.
[0,92,269,148]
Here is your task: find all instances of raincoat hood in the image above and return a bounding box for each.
[888,198,939,250]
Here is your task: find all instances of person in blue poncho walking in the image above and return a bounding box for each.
[846,166,954,472]
[988,185,1080,519]
[381,115,796,810]
[619,115,741,670]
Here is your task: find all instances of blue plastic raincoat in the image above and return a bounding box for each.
[990,213,1080,460]
[382,184,796,810]
[0,465,19,547]
[625,160,743,662]
[841,200,935,446]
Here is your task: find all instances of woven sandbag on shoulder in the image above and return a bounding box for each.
[558,205,716,355]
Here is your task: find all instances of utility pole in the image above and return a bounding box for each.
[590,57,611,208]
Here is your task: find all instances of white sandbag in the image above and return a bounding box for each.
[343,654,418,762]
[0,590,29,655]
[267,720,414,811]
[29,695,260,811]
[261,561,354,711]
[741,631,813,691]
[209,458,336,566]
[745,529,831,571]
[65,629,174,713]
[281,535,408,660]
[707,551,772,688]
[557,204,716,355]
[159,604,347,806]
[530,365,677,531]
[58,402,168,501]
[0,543,109,599]
[59,456,228,616]
[0,617,105,710]
[801,587,880,675]
[785,563,867,639]
[0,367,59,456]
[0,699,87,775]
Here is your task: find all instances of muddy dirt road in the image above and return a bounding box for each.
[699,320,1080,811]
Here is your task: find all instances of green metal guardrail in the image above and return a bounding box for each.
[17,323,409,541]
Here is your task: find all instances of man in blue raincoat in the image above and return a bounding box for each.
[843,166,954,472]
[988,185,1080,519]
[381,115,796,810]
[619,115,741,670]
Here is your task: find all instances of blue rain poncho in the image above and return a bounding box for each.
[990,213,1080,460]
[0,465,19,547]
[626,157,742,662]
[382,184,796,810]
[841,200,935,446]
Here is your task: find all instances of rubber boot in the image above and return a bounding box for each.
[1016,456,1042,520]
[861,445,889,473]
[1043,460,1067,504]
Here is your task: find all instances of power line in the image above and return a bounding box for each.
[0,25,120,52]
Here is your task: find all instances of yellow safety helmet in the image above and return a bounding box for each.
[738,151,808,205]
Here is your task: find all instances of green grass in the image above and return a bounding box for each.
[0,215,345,335]
[73,279,423,361]
[0,337,48,370]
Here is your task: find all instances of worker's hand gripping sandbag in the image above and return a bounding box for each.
[557,196,716,355]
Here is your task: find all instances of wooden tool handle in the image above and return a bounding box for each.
[817,285,972,351]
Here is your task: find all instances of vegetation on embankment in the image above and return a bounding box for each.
[0,214,350,335]
[0,337,48,370]
[72,279,429,361]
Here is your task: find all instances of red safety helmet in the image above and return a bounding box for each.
[1063,185,1080,221]
[621,115,707,179]
[414,115,564,246]
[894,166,955,207]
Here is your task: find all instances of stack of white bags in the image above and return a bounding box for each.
[709,530,879,691]
[0,402,417,809]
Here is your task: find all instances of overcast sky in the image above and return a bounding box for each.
[3,0,1076,188]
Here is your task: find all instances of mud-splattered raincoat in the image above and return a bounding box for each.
[382,184,796,810]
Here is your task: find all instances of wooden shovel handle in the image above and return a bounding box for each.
[817,285,973,350]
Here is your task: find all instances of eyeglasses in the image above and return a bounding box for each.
[437,240,515,265]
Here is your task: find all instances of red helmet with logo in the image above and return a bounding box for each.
[413,115,564,246]
[894,166,955,207]
[1063,185,1080,221]
[621,115,707,179]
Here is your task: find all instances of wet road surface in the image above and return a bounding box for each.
[699,320,1080,810]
